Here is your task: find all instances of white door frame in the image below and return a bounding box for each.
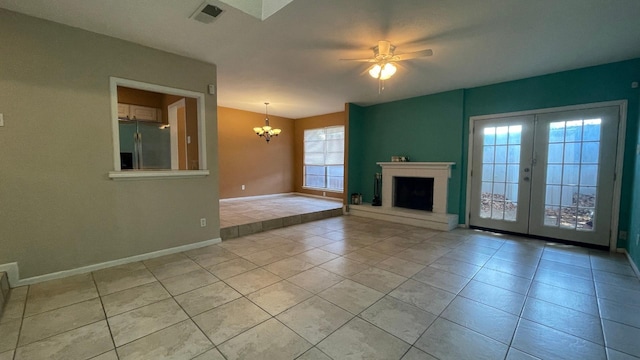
[168,98,186,170]
[465,100,627,251]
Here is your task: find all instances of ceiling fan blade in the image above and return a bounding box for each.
[394,49,433,61]
[339,58,377,62]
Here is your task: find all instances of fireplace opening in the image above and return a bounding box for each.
[393,177,434,211]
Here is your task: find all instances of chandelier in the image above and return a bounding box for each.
[252,102,281,143]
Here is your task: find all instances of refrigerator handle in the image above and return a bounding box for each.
[136,132,143,169]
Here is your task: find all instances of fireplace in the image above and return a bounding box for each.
[379,162,453,214]
[394,177,434,211]
[348,162,458,231]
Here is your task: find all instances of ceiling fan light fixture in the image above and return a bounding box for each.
[369,62,397,80]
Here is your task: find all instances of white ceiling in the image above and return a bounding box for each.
[1,0,640,118]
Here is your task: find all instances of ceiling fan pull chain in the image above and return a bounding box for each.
[379,79,386,94]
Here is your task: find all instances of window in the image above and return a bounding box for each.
[109,77,208,180]
[304,126,344,191]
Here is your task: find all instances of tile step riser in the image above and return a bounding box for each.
[220,208,344,240]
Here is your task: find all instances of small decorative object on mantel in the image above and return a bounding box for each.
[351,193,363,205]
[391,156,409,162]
[372,173,382,206]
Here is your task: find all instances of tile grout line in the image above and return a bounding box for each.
[90,271,119,360]
[502,239,544,360]
[9,282,30,360]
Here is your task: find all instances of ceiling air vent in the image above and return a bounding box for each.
[190,2,224,24]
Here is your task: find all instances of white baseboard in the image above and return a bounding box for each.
[220,192,343,204]
[220,192,293,202]
[617,248,640,279]
[5,237,221,287]
[293,192,343,202]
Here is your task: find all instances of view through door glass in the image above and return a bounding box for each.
[480,124,522,222]
[542,119,601,230]
[470,116,534,235]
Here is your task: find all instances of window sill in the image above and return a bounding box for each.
[109,170,210,180]
[302,187,344,194]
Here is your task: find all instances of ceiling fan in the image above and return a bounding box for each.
[341,40,433,93]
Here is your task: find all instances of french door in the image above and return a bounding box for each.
[469,106,619,246]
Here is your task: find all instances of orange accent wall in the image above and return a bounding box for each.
[294,111,346,200]
[218,107,295,199]
[117,86,163,107]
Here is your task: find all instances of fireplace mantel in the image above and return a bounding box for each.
[376,162,455,173]
[349,162,458,231]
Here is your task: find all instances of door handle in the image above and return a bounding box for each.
[524,168,530,173]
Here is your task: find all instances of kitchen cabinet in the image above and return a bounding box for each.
[118,103,130,119]
[118,103,161,122]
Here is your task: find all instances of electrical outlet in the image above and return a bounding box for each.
[619,231,628,240]
[323,191,326,197]
[200,218,206,227]
[241,185,245,190]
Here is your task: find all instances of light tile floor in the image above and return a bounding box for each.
[1,216,640,359]
[219,194,342,227]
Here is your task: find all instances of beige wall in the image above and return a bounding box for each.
[218,107,295,199]
[0,10,219,278]
[294,112,346,200]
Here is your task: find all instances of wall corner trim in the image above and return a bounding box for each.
[12,237,222,287]
[0,263,19,288]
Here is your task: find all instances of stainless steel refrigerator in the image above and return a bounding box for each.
[119,120,171,170]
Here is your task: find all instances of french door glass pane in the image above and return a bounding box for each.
[543,119,601,231]
[480,125,521,221]
[581,143,599,163]
[545,206,560,226]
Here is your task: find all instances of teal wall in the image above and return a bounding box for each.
[348,58,640,269]
[348,90,465,215]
